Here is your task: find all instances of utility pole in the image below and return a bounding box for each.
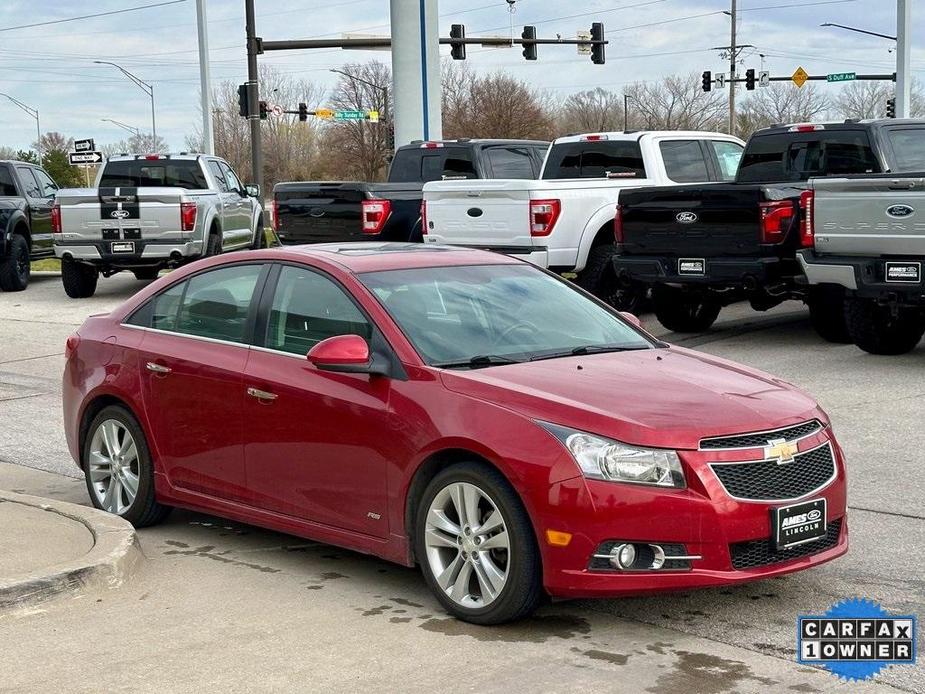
[196,0,214,154]
[728,0,737,135]
[245,0,263,191]
[896,0,911,118]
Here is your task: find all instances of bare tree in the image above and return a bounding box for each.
[557,88,625,133]
[35,132,71,154]
[625,74,726,132]
[736,83,830,137]
[834,81,892,119]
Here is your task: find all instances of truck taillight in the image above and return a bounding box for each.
[362,199,392,235]
[613,204,624,243]
[758,200,793,244]
[420,200,428,235]
[800,190,815,248]
[180,202,197,232]
[529,199,560,237]
[51,203,61,233]
[271,199,279,231]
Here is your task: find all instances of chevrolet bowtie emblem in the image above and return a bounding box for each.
[764,438,798,464]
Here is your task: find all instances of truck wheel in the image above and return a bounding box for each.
[652,285,721,333]
[250,217,267,250]
[0,233,30,292]
[845,298,925,355]
[133,268,160,281]
[807,286,851,343]
[61,260,99,299]
[576,245,646,313]
[206,231,222,257]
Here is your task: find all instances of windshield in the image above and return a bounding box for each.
[359,264,653,367]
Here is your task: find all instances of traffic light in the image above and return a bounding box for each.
[590,22,605,65]
[298,103,308,122]
[258,100,268,120]
[702,71,712,92]
[745,68,756,91]
[238,83,249,118]
[886,97,896,118]
[450,24,466,61]
[521,25,537,61]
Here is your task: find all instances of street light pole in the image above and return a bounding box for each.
[195,0,214,154]
[0,93,41,157]
[101,118,142,137]
[94,61,157,144]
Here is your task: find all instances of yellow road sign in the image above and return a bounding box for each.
[791,66,809,88]
[314,108,335,119]
[367,110,380,123]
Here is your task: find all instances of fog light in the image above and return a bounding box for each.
[610,543,636,570]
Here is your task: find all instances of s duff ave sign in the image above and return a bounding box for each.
[827,72,857,83]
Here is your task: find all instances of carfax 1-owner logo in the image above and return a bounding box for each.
[798,598,917,681]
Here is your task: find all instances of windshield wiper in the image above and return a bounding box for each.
[530,345,650,361]
[435,354,524,369]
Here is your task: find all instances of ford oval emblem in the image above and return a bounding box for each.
[807,509,822,522]
[110,209,130,219]
[676,211,698,224]
[309,207,325,218]
[886,204,914,218]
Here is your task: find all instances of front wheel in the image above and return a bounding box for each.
[251,217,268,249]
[61,260,99,298]
[415,462,542,624]
[0,233,30,292]
[845,298,925,355]
[652,285,721,333]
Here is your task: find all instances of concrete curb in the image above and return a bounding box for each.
[0,489,142,610]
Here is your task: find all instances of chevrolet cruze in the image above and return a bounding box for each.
[63,243,847,624]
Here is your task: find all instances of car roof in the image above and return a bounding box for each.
[552,131,743,145]
[755,118,925,134]
[271,242,520,273]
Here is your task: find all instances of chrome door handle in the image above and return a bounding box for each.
[247,387,277,402]
[146,362,172,374]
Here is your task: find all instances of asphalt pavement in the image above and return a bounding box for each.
[0,270,922,693]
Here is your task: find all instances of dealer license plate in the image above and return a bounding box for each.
[111,241,135,254]
[885,261,921,283]
[678,258,705,276]
[771,498,826,550]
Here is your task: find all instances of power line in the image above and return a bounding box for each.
[0,0,188,33]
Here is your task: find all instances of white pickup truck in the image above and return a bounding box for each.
[53,154,265,298]
[422,131,744,310]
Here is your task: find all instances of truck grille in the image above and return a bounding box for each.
[709,443,836,501]
[730,519,842,570]
[700,420,822,450]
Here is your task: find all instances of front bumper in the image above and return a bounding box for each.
[55,238,204,266]
[613,253,784,289]
[798,249,925,305]
[535,430,848,599]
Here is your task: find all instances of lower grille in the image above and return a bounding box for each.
[730,519,842,570]
[710,443,836,501]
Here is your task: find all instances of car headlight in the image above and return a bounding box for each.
[541,423,686,488]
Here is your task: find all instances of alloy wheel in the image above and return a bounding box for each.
[424,482,510,609]
[87,419,140,515]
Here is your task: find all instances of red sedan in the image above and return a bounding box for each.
[63,243,847,624]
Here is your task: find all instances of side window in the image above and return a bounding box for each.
[710,141,744,181]
[485,147,535,179]
[15,167,41,198]
[175,265,263,343]
[126,279,186,330]
[208,161,229,192]
[0,167,17,196]
[31,168,58,197]
[266,266,372,356]
[660,140,710,182]
[441,149,477,180]
[219,162,242,193]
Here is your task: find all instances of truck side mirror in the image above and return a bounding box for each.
[245,184,261,199]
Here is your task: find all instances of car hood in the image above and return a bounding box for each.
[439,346,824,450]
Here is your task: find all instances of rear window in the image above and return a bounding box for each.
[99,159,209,189]
[389,147,478,183]
[885,128,925,172]
[737,131,881,183]
[542,140,646,180]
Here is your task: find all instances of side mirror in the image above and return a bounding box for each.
[245,184,261,198]
[307,335,389,376]
[619,311,642,328]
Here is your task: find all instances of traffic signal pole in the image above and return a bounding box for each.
[895,0,912,118]
[245,0,263,193]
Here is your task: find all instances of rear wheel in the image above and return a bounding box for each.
[807,286,851,343]
[845,298,925,355]
[132,267,160,281]
[0,233,30,292]
[61,260,99,298]
[652,285,721,333]
[575,244,646,313]
[415,462,542,624]
[206,229,222,257]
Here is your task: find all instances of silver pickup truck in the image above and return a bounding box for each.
[798,175,925,354]
[54,154,265,298]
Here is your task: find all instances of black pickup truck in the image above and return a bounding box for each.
[0,160,59,292]
[613,119,925,339]
[273,139,549,245]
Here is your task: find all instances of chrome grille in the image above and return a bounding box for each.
[730,519,842,570]
[700,420,822,450]
[710,443,836,501]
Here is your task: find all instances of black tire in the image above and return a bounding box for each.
[250,217,268,250]
[652,285,721,333]
[414,462,542,625]
[82,404,171,528]
[132,267,160,281]
[807,286,851,343]
[575,244,646,313]
[0,233,30,292]
[206,229,222,257]
[61,260,99,299]
[845,298,925,355]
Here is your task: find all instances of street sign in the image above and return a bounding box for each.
[759,71,770,88]
[367,110,380,123]
[792,66,809,88]
[715,73,726,89]
[68,151,102,165]
[576,30,591,55]
[314,108,335,119]
[334,110,366,121]
[271,104,284,117]
[74,138,95,152]
[826,72,856,83]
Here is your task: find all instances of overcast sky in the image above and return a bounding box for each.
[0,0,920,151]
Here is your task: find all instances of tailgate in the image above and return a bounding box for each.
[619,184,767,257]
[57,187,187,241]
[423,180,533,249]
[274,182,366,243]
[812,176,925,256]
